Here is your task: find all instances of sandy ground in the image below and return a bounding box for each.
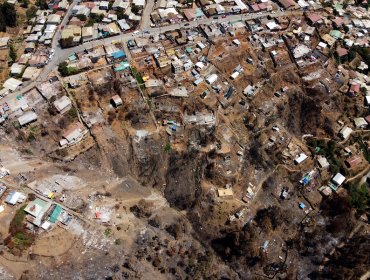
[0,204,18,237]
[31,227,76,257]
[0,145,49,175]
[0,255,31,280]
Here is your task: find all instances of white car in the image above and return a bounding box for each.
[132,31,140,36]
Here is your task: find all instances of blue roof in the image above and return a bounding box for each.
[68,54,77,61]
[186,47,193,53]
[195,8,204,17]
[112,50,126,59]
[114,61,130,72]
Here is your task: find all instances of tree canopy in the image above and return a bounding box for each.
[349,184,370,213]
[0,3,17,31]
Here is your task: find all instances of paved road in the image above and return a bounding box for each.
[2,9,303,106]
[52,0,79,50]
[39,0,80,82]
[140,0,156,30]
[47,9,304,75]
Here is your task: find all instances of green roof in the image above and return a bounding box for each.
[186,47,193,53]
[330,30,342,39]
[24,198,50,217]
[49,205,62,223]
[114,61,130,72]
[195,8,204,17]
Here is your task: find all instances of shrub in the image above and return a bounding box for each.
[349,184,370,212]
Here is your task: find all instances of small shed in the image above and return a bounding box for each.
[197,42,206,49]
[299,202,306,209]
[111,95,123,107]
[218,188,234,197]
[353,117,368,129]
[206,74,218,84]
[365,96,370,106]
[339,126,353,140]
[345,155,362,168]
[233,39,241,46]
[332,173,346,187]
[193,77,204,86]
[317,156,330,169]
[230,71,239,80]
[5,191,24,205]
[54,96,72,114]
[3,78,22,92]
[294,153,307,165]
[18,111,38,127]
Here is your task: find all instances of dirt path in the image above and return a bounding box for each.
[359,271,370,280]
[347,165,370,183]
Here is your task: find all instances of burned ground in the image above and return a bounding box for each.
[164,150,204,210]
[2,14,370,280]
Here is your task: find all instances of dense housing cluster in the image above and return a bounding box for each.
[0,0,369,278]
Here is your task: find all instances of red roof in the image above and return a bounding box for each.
[278,0,295,9]
[55,11,65,16]
[336,47,348,57]
[332,17,344,26]
[251,4,260,11]
[258,3,267,10]
[308,14,322,24]
[183,8,196,20]
[345,155,362,168]
[349,83,360,94]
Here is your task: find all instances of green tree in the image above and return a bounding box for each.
[0,14,5,32]
[36,0,48,9]
[116,8,127,20]
[9,44,17,62]
[26,6,38,20]
[348,49,356,61]
[20,0,29,8]
[131,5,140,14]
[356,46,370,65]
[349,184,370,212]
[0,3,17,28]
[164,143,172,152]
[334,52,341,64]
[90,13,104,22]
[67,107,78,121]
[76,14,87,21]
[60,36,74,48]
[58,61,69,76]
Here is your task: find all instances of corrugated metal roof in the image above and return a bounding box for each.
[49,205,62,223]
